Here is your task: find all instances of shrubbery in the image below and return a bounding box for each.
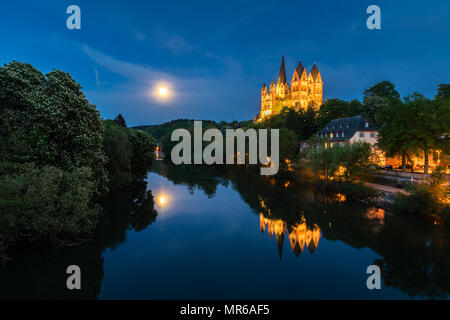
[0,163,101,251]
[393,166,450,223]
[300,140,375,183]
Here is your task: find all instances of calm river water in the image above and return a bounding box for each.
[1,162,449,299]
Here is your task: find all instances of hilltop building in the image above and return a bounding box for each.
[257,56,323,121]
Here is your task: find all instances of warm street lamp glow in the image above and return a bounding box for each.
[158,195,166,205]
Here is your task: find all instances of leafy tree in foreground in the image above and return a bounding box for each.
[0,61,108,195]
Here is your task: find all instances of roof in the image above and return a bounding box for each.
[317,115,377,142]
[310,63,320,80]
[295,60,304,77]
[277,56,288,84]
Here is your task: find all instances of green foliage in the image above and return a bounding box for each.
[362,95,388,126]
[393,166,449,219]
[363,81,401,102]
[317,99,363,129]
[334,142,375,182]
[103,120,133,190]
[0,61,108,195]
[278,128,299,168]
[113,114,127,128]
[436,84,450,99]
[0,162,101,251]
[302,142,375,182]
[103,120,156,190]
[377,91,449,173]
[130,130,157,178]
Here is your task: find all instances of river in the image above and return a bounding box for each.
[1,162,449,299]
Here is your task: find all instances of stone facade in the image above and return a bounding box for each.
[258,56,323,120]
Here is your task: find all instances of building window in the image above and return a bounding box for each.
[342,131,344,137]
[365,121,369,128]
[370,132,376,138]
[336,132,339,137]
[359,132,365,138]
[330,132,334,138]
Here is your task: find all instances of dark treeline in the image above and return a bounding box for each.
[0,61,157,253]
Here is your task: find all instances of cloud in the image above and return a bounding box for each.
[83,44,173,83]
[81,44,257,125]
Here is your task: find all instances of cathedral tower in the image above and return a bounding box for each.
[258,57,323,121]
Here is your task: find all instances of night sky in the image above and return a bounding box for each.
[1,0,449,126]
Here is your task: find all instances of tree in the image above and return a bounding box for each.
[403,93,444,174]
[130,130,157,178]
[362,95,388,126]
[103,120,133,190]
[363,81,401,102]
[114,114,127,128]
[305,144,339,182]
[334,142,374,182]
[436,84,450,99]
[278,128,299,168]
[317,99,363,129]
[376,100,417,172]
[0,61,108,195]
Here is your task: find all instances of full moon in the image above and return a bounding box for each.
[158,87,168,96]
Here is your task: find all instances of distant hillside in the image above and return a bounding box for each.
[132,119,252,141]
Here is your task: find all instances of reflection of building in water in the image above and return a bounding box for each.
[365,207,386,234]
[259,213,321,259]
[288,222,321,257]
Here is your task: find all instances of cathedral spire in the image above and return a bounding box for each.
[310,63,320,80]
[296,60,304,76]
[277,56,287,85]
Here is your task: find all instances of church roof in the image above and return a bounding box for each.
[296,60,304,76]
[262,82,267,89]
[317,115,377,142]
[310,63,320,80]
[277,56,288,84]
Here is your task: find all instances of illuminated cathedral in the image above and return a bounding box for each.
[257,56,323,120]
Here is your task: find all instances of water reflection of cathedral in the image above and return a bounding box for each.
[259,213,321,259]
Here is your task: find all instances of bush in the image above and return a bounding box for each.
[393,166,449,220]
[0,163,101,251]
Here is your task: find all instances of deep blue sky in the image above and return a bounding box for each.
[1,0,449,126]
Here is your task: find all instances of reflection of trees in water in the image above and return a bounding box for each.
[155,162,450,299]
[0,180,157,300]
[155,162,229,198]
